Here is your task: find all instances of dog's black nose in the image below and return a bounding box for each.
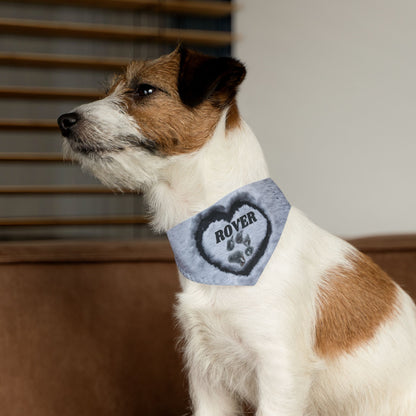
[57,112,79,137]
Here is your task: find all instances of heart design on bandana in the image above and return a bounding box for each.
[195,200,272,276]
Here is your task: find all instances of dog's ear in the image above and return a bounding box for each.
[177,46,246,108]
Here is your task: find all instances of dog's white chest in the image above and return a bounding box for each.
[176,294,257,396]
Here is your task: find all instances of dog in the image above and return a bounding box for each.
[58,46,416,415]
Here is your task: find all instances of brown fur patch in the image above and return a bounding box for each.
[225,98,241,131]
[108,50,241,156]
[315,251,398,358]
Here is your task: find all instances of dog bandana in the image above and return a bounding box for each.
[167,178,291,286]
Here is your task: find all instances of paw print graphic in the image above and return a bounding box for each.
[226,231,254,267]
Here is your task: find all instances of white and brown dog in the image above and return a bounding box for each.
[58,47,416,415]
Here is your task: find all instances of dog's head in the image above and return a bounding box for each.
[57,46,246,191]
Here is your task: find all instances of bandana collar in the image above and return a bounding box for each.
[167,178,291,286]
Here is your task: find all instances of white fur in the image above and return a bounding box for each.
[63,95,416,415]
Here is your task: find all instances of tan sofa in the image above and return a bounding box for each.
[0,236,414,416]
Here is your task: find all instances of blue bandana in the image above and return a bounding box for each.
[167,178,290,286]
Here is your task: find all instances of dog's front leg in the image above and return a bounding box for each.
[254,346,312,416]
[189,369,240,416]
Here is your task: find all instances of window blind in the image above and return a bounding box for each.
[0,0,234,240]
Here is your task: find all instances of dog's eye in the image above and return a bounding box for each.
[134,84,156,98]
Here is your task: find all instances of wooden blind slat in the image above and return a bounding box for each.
[153,0,234,17]
[8,0,234,17]
[0,87,101,101]
[0,153,65,162]
[0,186,137,195]
[0,215,148,226]
[0,52,129,70]
[0,120,58,130]
[0,18,234,47]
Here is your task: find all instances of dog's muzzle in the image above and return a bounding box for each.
[57,112,80,137]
